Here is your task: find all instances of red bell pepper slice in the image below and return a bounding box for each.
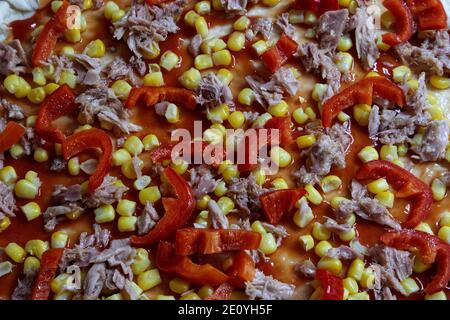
[125,87,196,110]
[205,282,234,300]
[61,128,113,192]
[382,0,414,46]
[31,248,64,300]
[356,160,432,228]
[294,0,339,15]
[35,84,77,144]
[380,229,450,294]
[260,188,306,224]
[0,121,26,153]
[175,228,262,256]
[131,167,196,246]
[227,251,256,288]
[261,34,298,72]
[156,241,228,286]
[264,116,294,147]
[406,0,448,30]
[315,269,344,300]
[321,77,405,128]
[32,1,70,66]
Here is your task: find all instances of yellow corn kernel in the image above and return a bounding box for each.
[343,277,359,295]
[104,1,119,19]
[196,195,211,210]
[169,277,191,294]
[227,111,245,129]
[115,199,136,217]
[179,68,201,90]
[431,178,446,201]
[195,0,211,14]
[198,285,214,299]
[440,212,450,227]
[392,66,412,83]
[259,232,278,255]
[0,166,17,186]
[430,75,450,89]
[131,248,151,275]
[5,242,27,263]
[141,41,160,60]
[292,108,309,125]
[111,80,132,100]
[139,186,161,205]
[137,269,162,291]
[14,179,39,200]
[367,178,389,194]
[25,240,49,259]
[27,86,47,104]
[212,49,232,66]
[312,83,327,102]
[427,105,444,120]
[238,88,255,106]
[160,50,180,71]
[268,100,289,117]
[319,175,342,193]
[207,103,230,123]
[66,157,80,176]
[317,256,342,275]
[227,32,245,52]
[124,136,144,155]
[262,0,281,6]
[51,1,63,12]
[413,257,432,273]
[120,160,139,179]
[304,106,316,120]
[64,29,81,43]
[347,292,370,300]
[217,68,233,85]
[94,204,115,224]
[51,273,75,294]
[33,147,48,164]
[44,83,60,95]
[85,39,106,58]
[360,267,375,289]
[414,222,434,235]
[194,54,213,70]
[347,258,364,281]
[314,240,332,258]
[424,290,447,300]
[26,115,37,128]
[23,256,40,275]
[0,217,11,232]
[335,52,354,73]
[141,134,159,151]
[376,35,391,51]
[288,9,305,23]
[337,35,353,52]
[144,71,164,87]
[184,10,200,26]
[381,10,395,29]
[32,67,47,86]
[400,277,420,296]
[164,103,181,124]
[233,16,250,31]
[298,235,314,251]
[339,228,356,242]
[251,220,267,234]
[58,70,77,89]
[312,222,331,240]
[294,135,316,151]
[271,178,288,189]
[180,292,202,300]
[358,146,379,163]
[3,74,21,95]
[270,146,292,168]
[252,40,268,56]
[438,226,450,244]
[9,144,25,159]
[118,216,137,232]
[217,196,235,215]
[51,231,68,248]
[214,180,228,197]
[195,16,208,38]
[375,190,394,208]
[380,144,398,161]
[15,77,32,99]
[353,104,371,126]
[293,202,314,228]
[111,149,131,167]
[21,202,42,221]
[305,184,323,205]
[251,113,272,128]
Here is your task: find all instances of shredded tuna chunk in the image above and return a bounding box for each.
[220,0,249,16]
[315,9,349,53]
[208,199,229,229]
[246,17,273,41]
[76,86,141,135]
[11,272,35,300]
[276,13,295,40]
[0,182,16,220]
[326,245,363,260]
[352,5,379,70]
[137,202,160,235]
[323,216,352,233]
[336,180,401,230]
[73,54,102,86]
[188,34,202,57]
[245,270,295,300]
[50,158,66,172]
[227,175,270,217]
[0,99,25,120]
[0,40,28,76]
[261,222,288,245]
[189,165,218,199]
[411,120,449,162]
[196,73,234,109]
[83,175,129,208]
[294,122,351,185]
[295,260,316,278]
[102,57,141,85]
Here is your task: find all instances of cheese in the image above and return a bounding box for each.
[0,0,39,41]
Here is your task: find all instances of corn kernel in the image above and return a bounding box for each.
[252,40,268,56]
[131,248,151,275]
[0,217,11,232]
[198,285,214,299]
[124,136,144,155]
[104,1,119,19]
[400,277,420,296]
[295,135,316,150]
[179,68,201,90]
[380,144,398,161]
[424,290,447,300]
[337,35,353,52]
[360,267,375,289]
[268,100,289,117]
[367,178,389,194]
[293,200,314,228]
[376,34,391,51]
[0,166,17,186]
[312,83,327,102]
[51,231,68,248]
[118,216,137,232]
[5,242,27,263]
[317,256,342,275]
[169,277,190,294]
[430,75,450,89]
[137,269,162,291]
[431,178,446,201]
[21,202,42,221]
[195,1,211,14]
[353,104,371,126]
[259,232,277,255]
[252,112,272,128]
[184,10,200,26]
[14,179,39,199]
[392,65,412,83]
[358,146,379,163]
[414,222,434,235]
[335,52,354,74]
[319,175,342,193]
[312,222,330,240]
[59,70,77,89]
[139,186,161,205]
[413,257,432,273]
[304,107,316,120]
[212,49,232,66]
[262,0,280,6]
[227,32,245,52]
[160,51,180,71]
[292,108,308,125]
[271,178,288,189]
[305,184,323,205]
[44,83,60,95]
[347,258,364,280]
[10,144,25,159]
[23,256,40,275]
[375,190,394,208]
[347,292,370,300]
[195,16,208,37]
[164,103,181,124]
[194,54,213,70]
[270,146,292,168]
[233,16,250,31]
[339,228,356,242]
[180,292,202,300]
[315,240,332,258]
[227,111,245,129]
[440,212,450,227]
[94,204,115,223]
[214,180,228,197]
[238,88,255,106]
[438,226,450,244]
[343,277,359,294]
[111,80,132,100]
[298,235,314,251]
[144,71,164,87]
[207,103,230,123]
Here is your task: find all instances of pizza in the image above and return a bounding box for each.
[0,0,449,301]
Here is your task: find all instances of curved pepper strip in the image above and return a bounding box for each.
[315,269,344,300]
[227,251,256,288]
[382,0,414,46]
[32,1,69,66]
[321,77,406,128]
[261,34,298,72]
[380,230,450,294]
[175,228,262,256]
[406,0,448,30]
[125,87,197,110]
[264,116,295,147]
[355,160,432,228]
[156,241,228,286]
[294,0,339,15]
[0,122,26,153]
[131,167,196,246]
[205,282,234,300]
[260,188,306,224]
[31,248,64,300]
[35,84,77,144]
[61,128,113,192]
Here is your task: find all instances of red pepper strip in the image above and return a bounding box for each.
[380,230,450,294]
[125,87,196,110]
[321,77,405,128]
[264,116,294,147]
[32,1,69,66]
[406,0,448,30]
[315,269,344,300]
[61,129,113,192]
[31,248,64,300]
[0,122,26,153]
[260,188,306,224]
[294,0,339,15]
[261,34,298,72]
[145,0,173,4]
[205,283,234,300]
[35,84,77,144]
[382,0,414,46]
[355,160,432,228]
[156,241,228,286]
[131,168,196,246]
[227,251,256,288]
[175,228,262,256]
